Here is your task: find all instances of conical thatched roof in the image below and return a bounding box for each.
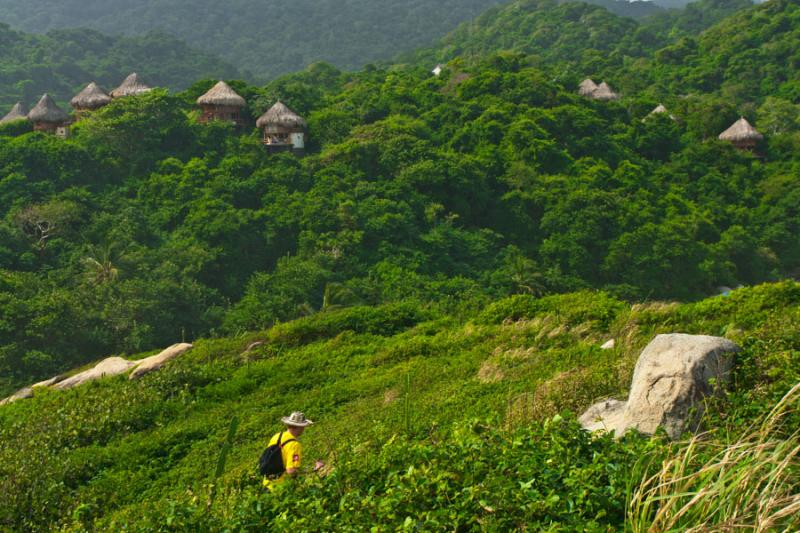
[592,82,619,101]
[645,103,676,121]
[1,102,28,123]
[719,117,763,142]
[256,101,306,129]
[578,78,598,97]
[110,73,152,98]
[27,94,70,123]
[197,81,246,107]
[71,82,112,110]
[651,104,668,115]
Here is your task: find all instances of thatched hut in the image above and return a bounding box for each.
[70,82,112,117]
[719,117,763,151]
[256,101,307,154]
[110,73,152,98]
[1,102,28,124]
[591,82,619,101]
[28,94,71,137]
[644,103,676,122]
[578,78,598,97]
[196,81,246,125]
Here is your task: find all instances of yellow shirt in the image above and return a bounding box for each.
[262,430,302,489]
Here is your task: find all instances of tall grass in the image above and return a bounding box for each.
[628,383,800,532]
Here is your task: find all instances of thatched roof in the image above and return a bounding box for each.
[592,82,619,101]
[645,103,676,121]
[71,82,112,110]
[1,102,28,123]
[578,78,598,97]
[256,101,306,129]
[719,117,763,142]
[27,94,70,123]
[197,81,246,107]
[110,73,152,98]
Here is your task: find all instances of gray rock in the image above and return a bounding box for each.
[32,375,65,388]
[129,343,193,380]
[0,387,33,406]
[580,333,740,439]
[601,339,615,350]
[55,357,139,390]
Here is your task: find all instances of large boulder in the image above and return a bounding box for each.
[129,343,193,380]
[0,387,33,406]
[55,357,139,390]
[580,333,740,439]
[32,375,65,388]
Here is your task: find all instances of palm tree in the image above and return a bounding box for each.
[81,242,123,284]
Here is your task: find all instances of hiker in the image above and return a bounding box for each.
[260,411,323,489]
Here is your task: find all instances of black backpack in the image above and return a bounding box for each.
[258,431,297,478]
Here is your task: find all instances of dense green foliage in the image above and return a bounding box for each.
[415,0,758,84]
[0,0,798,529]
[0,0,511,80]
[2,0,800,395]
[0,24,242,108]
[1,282,798,530]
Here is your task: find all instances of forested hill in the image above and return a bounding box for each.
[0,25,243,107]
[414,0,756,75]
[0,0,734,81]
[0,0,799,529]
[0,0,798,398]
[0,0,511,80]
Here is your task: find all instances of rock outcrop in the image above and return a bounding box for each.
[129,343,193,380]
[32,375,65,388]
[580,333,740,439]
[601,339,615,350]
[0,343,195,407]
[55,357,140,390]
[0,387,34,405]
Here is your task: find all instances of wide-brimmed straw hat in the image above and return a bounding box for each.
[281,411,314,427]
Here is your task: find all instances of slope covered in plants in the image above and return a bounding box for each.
[0,0,511,80]
[1,31,799,396]
[413,0,754,75]
[1,282,798,530]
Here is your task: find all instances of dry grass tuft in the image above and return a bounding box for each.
[477,360,504,383]
[628,382,800,532]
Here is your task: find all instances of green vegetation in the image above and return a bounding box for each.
[414,0,754,74]
[0,0,798,528]
[0,24,242,108]
[1,282,798,530]
[0,0,509,80]
[1,0,800,395]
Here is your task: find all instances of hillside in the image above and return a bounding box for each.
[1,6,799,396]
[0,24,243,108]
[414,0,756,74]
[0,0,798,529]
[627,0,800,102]
[1,282,798,529]
[0,0,510,80]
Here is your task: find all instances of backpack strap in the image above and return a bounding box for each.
[277,431,297,448]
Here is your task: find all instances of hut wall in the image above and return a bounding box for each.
[33,122,59,134]
[199,104,244,125]
[731,139,758,151]
[262,124,292,145]
[290,132,305,149]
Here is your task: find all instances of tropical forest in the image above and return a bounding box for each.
[0,0,798,530]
